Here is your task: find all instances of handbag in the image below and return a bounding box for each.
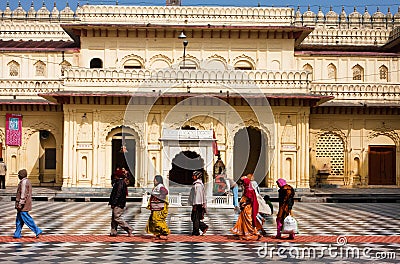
[282,215,299,234]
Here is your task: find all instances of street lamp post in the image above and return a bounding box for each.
[178,31,188,68]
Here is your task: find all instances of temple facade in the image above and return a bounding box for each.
[0,3,399,189]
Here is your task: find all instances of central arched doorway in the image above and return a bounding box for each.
[112,132,136,186]
[233,126,268,186]
[169,150,204,185]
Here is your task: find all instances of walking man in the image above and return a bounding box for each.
[14,169,42,238]
[188,170,208,236]
[0,157,7,189]
[109,174,133,237]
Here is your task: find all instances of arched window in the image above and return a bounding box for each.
[60,60,72,76]
[352,65,364,81]
[123,59,143,69]
[327,63,337,81]
[379,65,388,81]
[234,60,253,70]
[90,58,103,69]
[303,63,313,80]
[8,61,20,77]
[35,61,46,77]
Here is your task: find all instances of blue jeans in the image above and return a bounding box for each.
[14,211,42,238]
[232,185,239,207]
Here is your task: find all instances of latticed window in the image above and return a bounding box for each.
[352,65,364,81]
[8,61,19,77]
[316,133,344,177]
[327,63,337,80]
[379,65,388,81]
[35,61,46,76]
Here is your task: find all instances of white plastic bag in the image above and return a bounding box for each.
[282,215,298,234]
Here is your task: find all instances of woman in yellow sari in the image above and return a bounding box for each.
[146,175,170,240]
[230,177,262,240]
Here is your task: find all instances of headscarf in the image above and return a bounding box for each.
[276,178,287,188]
[242,177,259,226]
[193,170,202,179]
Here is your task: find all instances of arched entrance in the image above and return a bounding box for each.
[233,126,268,186]
[111,132,136,186]
[26,130,58,186]
[169,150,204,185]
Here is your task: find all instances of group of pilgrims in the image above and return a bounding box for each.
[109,168,296,241]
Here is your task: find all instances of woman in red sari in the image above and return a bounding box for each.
[230,176,262,240]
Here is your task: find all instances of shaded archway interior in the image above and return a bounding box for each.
[169,150,204,185]
[112,132,136,186]
[233,126,267,187]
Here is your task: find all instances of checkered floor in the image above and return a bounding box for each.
[1,202,399,237]
[0,201,399,263]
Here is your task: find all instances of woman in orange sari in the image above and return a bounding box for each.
[230,177,262,240]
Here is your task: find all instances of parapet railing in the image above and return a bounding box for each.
[311,82,400,101]
[0,79,62,95]
[63,68,311,93]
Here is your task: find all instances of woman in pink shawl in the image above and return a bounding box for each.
[230,176,262,240]
[276,178,295,239]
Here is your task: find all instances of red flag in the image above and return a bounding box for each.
[212,130,219,156]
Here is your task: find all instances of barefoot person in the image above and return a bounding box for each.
[146,175,170,240]
[13,169,42,239]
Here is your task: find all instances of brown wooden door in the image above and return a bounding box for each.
[368,146,396,185]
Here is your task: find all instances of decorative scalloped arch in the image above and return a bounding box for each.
[368,123,400,146]
[232,54,256,69]
[311,126,348,151]
[228,118,273,148]
[119,54,145,69]
[149,54,173,69]
[100,117,144,148]
[178,54,200,68]
[21,121,59,150]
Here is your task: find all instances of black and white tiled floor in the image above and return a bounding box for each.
[1,202,399,236]
[0,201,399,263]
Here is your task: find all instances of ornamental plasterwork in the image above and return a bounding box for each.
[368,123,400,146]
[232,54,256,69]
[21,121,59,150]
[178,54,200,67]
[119,54,145,69]
[311,126,348,150]
[100,115,145,147]
[149,54,173,69]
[227,118,273,148]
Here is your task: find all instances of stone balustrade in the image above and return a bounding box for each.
[0,22,72,41]
[76,5,293,26]
[0,79,62,95]
[63,68,311,93]
[302,28,390,46]
[311,82,400,101]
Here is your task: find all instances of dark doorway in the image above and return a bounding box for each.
[368,145,396,185]
[169,151,204,185]
[112,133,136,186]
[234,127,267,186]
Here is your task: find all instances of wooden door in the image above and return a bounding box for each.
[368,146,396,185]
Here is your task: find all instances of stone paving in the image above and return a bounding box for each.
[0,201,399,263]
